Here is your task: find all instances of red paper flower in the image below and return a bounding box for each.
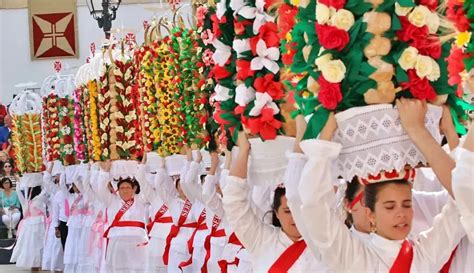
[318,75,343,110]
[211,14,226,38]
[282,42,297,65]
[447,46,466,86]
[447,0,470,32]
[213,66,232,80]
[235,19,252,36]
[412,36,441,59]
[253,74,285,100]
[396,17,429,43]
[318,0,346,9]
[247,107,282,140]
[236,59,255,80]
[278,4,298,39]
[401,69,437,100]
[419,0,438,11]
[315,23,350,51]
[250,22,280,55]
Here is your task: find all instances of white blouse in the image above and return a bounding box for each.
[97,165,149,240]
[223,175,329,272]
[288,139,465,272]
[452,147,474,243]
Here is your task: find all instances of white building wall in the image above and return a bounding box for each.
[0,3,191,105]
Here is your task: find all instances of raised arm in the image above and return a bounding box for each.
[181,148,206,204]
[452,122,474,242]
[291,114,371,271]
[202,151,224,217]
[222,132,276,254]
[135,154,154,204]
[154,159,178,205]
[397,99,456,196]
[97,161,114,206]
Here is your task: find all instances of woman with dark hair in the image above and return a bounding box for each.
[1,161,18,188]
[286,99,464,272]
[222,123,328,272]
[0,177,21,238]
[10,175,48,271]
[97,157,153,273]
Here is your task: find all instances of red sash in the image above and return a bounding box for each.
[217,232,244,273]
[179,208,208,269]
[102,198,146,256]
[146,203,172,234]
[70,194,84,216]
[390,239,413,273]
[440,246,458,273]
[163,199,195,265]
[201,214,226,273]
[268,240,307,273]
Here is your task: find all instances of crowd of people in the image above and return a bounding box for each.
[0,106,21,240]
[2,98,473,273]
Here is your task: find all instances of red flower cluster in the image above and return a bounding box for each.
[396,17,441,59]
[401,69,437,100]
[419,0,439,11]
[318,75,343,110]
[447,47,468,97]
[278,4,298,39]
[315,23,350,51]
[447,0,470,32]
[250,22,279,55]
[246,107,282,140]
[253,74,284,100]
[318,0,346,9]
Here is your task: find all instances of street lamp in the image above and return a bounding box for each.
[86,0,122,39]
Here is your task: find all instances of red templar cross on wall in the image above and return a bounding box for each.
[31,12,77,59]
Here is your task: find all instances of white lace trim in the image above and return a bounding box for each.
[333,104,442,181]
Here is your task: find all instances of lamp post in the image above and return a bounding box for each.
[86,0,122,39]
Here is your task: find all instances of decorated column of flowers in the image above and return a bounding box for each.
[98,61,113,161]
[445,0,474,132]
[210,0,239,146]
[155,35,186,156]
[289,0,374,138]
[10,92,44,174]
[88,79,102,161]
[58,97,78,166]
[108,54,144,160]
[42,94,61,161]
[73,86,89,162]
[173,26,210,148]
[11,114,44,173]
[197,4,220,151]
[135,39,158,152]
[392,0,474,133]
[228,0,287,140]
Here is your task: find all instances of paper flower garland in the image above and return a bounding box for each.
[171,26,209,148]
[135,42,158,152]
[289,0,467,138]
[108,58,143,160]
[42,94,61,161]
[227,0,286,140]
[58,97,78,166]
[88,79,102,161]
[197,5,220,151]
[157,35,186,156]
[444,0,474,133]
[11,114,44,173]
[98,63,113,160]
[73,87,89,162]
[210,0,239,146]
